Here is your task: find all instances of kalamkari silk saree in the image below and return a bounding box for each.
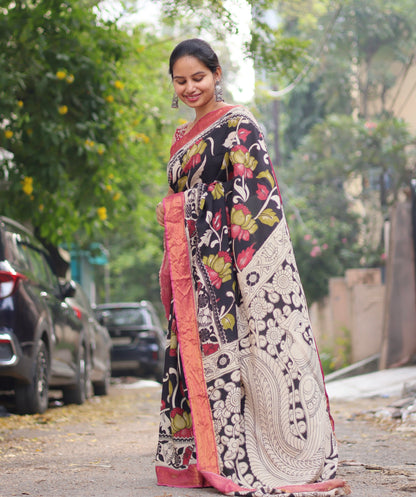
[156,105,350,497]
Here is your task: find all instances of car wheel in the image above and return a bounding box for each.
[15,340,50,414]
[62,343,91,405]
[93,358,111,396]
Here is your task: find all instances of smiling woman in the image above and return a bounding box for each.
[153,39,350,497]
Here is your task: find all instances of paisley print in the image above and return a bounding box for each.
[156,106,350,496]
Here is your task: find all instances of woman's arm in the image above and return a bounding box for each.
[156,187,175,226]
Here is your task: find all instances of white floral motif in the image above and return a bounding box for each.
[265,318,284,345]
[250,294,271,320]
[225,385,241,414]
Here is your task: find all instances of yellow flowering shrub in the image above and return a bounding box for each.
[21,177,33,196]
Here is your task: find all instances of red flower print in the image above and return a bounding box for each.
[230,204,257,241]
[238,128,252,142]
[202,342,219,355]
[256,183,269,200]
[237,244,256,269]
[187,219,196,236]
[234,162,254,178]
[232,144,248,154]
[213,211,222,231]
[183,153,201,173]
[231,225,250,241]
[183,446,193,465]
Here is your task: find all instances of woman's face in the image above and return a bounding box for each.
[172,55,221,114]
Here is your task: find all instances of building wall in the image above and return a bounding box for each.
[310,268,385,367]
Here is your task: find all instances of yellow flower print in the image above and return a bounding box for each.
[230,145,258,178]
[181,140,207,173]
[21,177,33,196]
[230,205,257,241]
[228,118,240,127]
[177,176,188,192]
[56,70,67,80]
[203,252,232,289]
[208,182,224,200]
[97,207,107,221]
[171,408,192,436]
[58,105,68,115]
[4,130,13,139]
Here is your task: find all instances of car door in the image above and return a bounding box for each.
[24,243,81,379]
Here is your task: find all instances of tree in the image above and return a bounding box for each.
[0,0,130,249]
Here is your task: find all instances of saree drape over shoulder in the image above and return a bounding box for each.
[156,106,350,497]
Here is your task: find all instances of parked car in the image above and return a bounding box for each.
[94,301,165,382]
[66,282,112,396]
[0,216,109,414]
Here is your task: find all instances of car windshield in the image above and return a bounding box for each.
[99,308,147,326]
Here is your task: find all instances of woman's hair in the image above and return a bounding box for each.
[169,38,220,77]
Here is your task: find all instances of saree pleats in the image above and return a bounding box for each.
[156,106,350,496]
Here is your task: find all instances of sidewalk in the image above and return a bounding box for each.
[325,365,416,400]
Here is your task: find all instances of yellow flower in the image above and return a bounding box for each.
[58,105,68,115]
[97,145,105,155]
[136,132,150,144]
[56,70,67,80]
[97,207,107,221]
[66,74,74,84]
[114,80,124,90]
[4,130,13,139]
[105,95,114,103]
[113,192,121,201]
[22,177,33,196]
[39,204,44,212]
[108,173,114,179]
[85,138,95,148]
[105,184,112,192]
[17,100,24,108]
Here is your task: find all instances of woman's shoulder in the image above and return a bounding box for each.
[223,105,260,126]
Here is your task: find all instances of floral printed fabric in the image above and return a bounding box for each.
[156,106,350,496]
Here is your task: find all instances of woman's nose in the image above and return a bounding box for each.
[185,80,195,93]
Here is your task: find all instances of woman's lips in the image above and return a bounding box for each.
[185,94,201,102]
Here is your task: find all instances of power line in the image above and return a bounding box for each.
[266,4,343,99]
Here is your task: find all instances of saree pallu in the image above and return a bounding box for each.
[156,105,350,497]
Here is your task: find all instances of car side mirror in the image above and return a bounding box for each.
[61,280,76,299]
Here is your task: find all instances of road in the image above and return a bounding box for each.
[1,378,415,497]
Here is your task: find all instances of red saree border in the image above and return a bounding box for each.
[170,104,239,156]
[156,464,210,488]
[162,192,220,478]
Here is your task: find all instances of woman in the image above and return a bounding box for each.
[155,38,350,497]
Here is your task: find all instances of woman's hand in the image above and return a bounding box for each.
[156,188,175,227]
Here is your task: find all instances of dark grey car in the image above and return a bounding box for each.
[94,301,165,382]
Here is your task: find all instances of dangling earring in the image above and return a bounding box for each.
[171,92,179,109]
[215,80,224,102]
